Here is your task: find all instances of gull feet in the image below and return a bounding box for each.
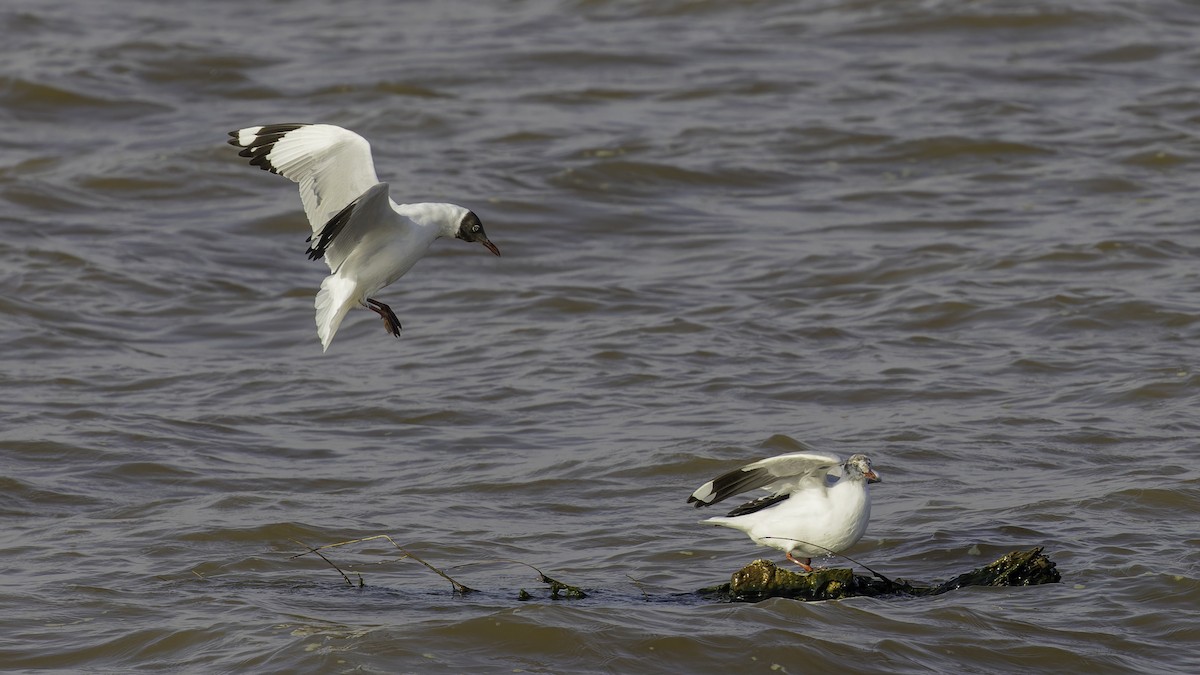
[786,552,814,572]
[365,298,402,338]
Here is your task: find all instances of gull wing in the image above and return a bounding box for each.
[305,182,396,274]
[688,451,841,508]
[228,123,383,234]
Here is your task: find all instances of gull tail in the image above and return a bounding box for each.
[699,516,750,533]
[314,274,357,352]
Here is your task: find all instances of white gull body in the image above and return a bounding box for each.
[688,452,881,570]
[227,123,500,351]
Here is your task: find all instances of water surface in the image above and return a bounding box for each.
[1,0,1198,672]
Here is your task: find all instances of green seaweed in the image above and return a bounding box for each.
[542,573,588,600]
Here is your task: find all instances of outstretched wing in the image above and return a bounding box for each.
[228,123,383,234]
[305,182,397,274]
[688,451,841,508]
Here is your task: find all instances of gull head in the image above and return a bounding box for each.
[845,454,881,484]
[456,211,501,257]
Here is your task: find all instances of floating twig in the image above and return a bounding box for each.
[290,534,476,594]
[626,574,650,600]
[762,535,902,589]
[290,538,356,588]
[450,558,587,599]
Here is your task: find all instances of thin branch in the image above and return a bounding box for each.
[290,538,355,587]
[450,558,587,599]
[761,536,901,589]
[626,574,650,600]
[290,534,475,594]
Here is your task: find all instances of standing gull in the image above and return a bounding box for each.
[227,123,500,351]
[688,452,881,571]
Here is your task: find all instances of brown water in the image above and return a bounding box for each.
[2,0,1198,672]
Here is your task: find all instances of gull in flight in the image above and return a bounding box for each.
[227,123,500,351]
[688,451,881,571]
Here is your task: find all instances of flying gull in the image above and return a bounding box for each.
[227,123,500,351]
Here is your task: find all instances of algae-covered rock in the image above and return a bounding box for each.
[700,558,911,602]
[700,547,1058,603]
[722,560,901,602]
[930,546,1060,593]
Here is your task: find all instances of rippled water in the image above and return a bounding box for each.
[2,0,1199,672]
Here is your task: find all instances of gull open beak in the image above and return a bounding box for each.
[865,470,881,484]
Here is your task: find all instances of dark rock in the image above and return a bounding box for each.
[929,547,1061,593]
[700,547,1059,603]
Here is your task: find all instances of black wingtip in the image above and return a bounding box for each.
[307,196,359,261]
[724,493,790,518]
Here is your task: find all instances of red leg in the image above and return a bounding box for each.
[365,298,402,338]
[786,552,813,572]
